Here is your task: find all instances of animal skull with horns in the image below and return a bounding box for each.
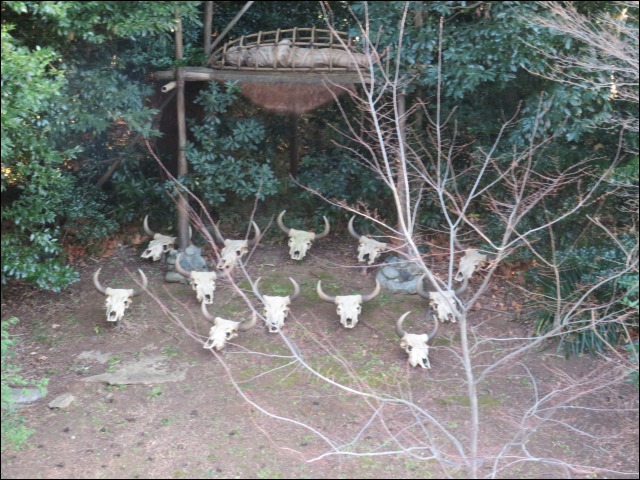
[455,249,487,282]
[252,277,300,333]
[141,215,190,262]
[200,302,257,351]
[277,210,330,261]
[174,253,218,305]
[416,274,469,323]
[348,216,388,265]
[211,221,261,271]
[316,280,381,329]
[395,311,439,369]
[93,268,148,330]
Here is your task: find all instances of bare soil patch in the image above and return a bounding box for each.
[1,236,638,479]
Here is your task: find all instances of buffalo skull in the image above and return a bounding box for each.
[316,280,381,329]
[201,302,257,350]
[141,215,179,261]
[174,253,217,304]
[277,210,330,261]
[348,216,388,265]
[395,311,439,369]
[416,274,468,323]
[455,249,487,282]
[211,221,261,271]
[252,277,301,332]
[93,268,148,330]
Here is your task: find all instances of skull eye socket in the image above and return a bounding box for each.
[225,331,231,338]
[407,345,413,352]
[235,250,242,256]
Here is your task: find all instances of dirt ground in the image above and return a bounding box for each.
[1,233,638,479]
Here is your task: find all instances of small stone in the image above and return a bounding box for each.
[49,393,75,409]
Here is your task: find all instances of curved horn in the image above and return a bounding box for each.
[238,311,257,332]
[454,276,469,296]
[395,311,410,338]
[347,216,361,240]
[360,279,381,302]
[201,300,215,322]
[248,221,261,246]
[426,314,439,345]
[93,268,108,295]
[210,221,226,245]
[288,277,301,302]
[252,277,264,302]
[316,281,337,303]
[173,253,192,279]
[131,269,148,297]
[143,215,155,237]
[416,274,432,300]
[277,210,291,235]
[314,216,331,240]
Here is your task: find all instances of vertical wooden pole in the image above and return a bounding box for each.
[204,1,213,58]
[175,11,189,250]
[396,90,409,237]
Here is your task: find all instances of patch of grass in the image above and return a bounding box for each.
[162,345,180,358]
[147,386,163,398]
[257,467,282,479]
[437,394,502,409]
[106,356,121,373]
[2,317,49,451]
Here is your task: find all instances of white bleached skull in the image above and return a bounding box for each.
[201,302,256,350]
[253,277,300,333]
[317,280,381,329]
[416,275,468,324]
[218,239,249,271]
[357,237,388,265]
[277,211,330,261]
[93,268,147,327]
[395,311,439,369]
[141,215,177,261]
[142,235,177,261]
[174,254,217,305]
[189,271,218,305]
[348,216,388,265]
[455,249,487,281]
[211,221,261,272]
[287,229,316,261]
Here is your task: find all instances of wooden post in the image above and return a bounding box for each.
[175,11,190,250]
[396,90,409,238]
[204,1,213,58]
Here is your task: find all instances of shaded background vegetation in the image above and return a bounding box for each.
[2,1,637,358]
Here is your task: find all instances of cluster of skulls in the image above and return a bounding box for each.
[94,213,488,368]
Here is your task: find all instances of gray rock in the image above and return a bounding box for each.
[10,387,46,405]
[48,393,75,409]
[381,266,400,279]
[82,354,188,385]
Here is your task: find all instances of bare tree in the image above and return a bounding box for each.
[526,1,639,132]
[145,3,638,478]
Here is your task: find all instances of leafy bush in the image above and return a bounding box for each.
[624,341,639,389]
[527,236,638,357]
[183,82,280,209]
[1,317,48,452]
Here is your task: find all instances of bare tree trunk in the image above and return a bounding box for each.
[204,1,213,58]
[175,11,190,250]
[289,113,299,177]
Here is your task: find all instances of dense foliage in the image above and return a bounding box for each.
[1,1,637,357]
